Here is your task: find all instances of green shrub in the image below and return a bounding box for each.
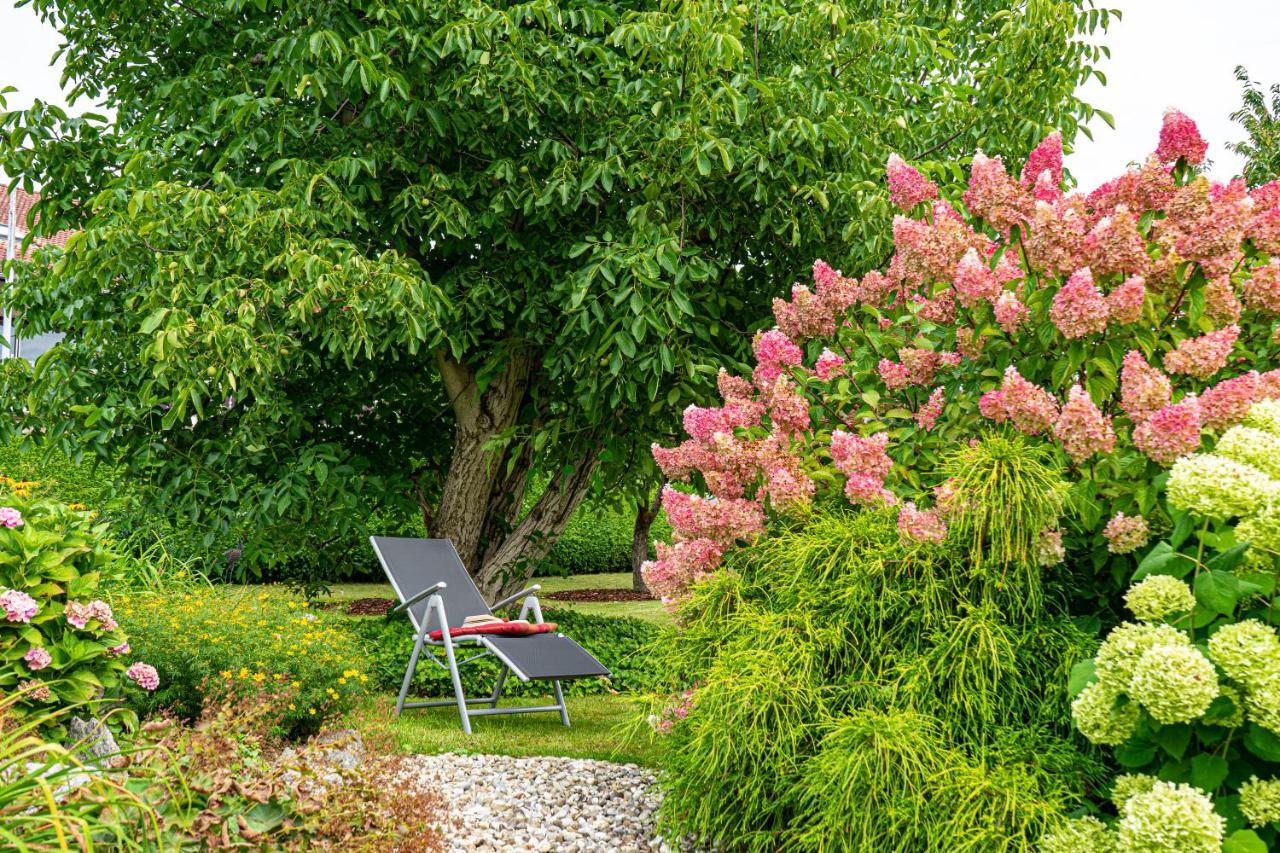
[348,606,660,698]
[0,494,152,737]
[114,587,371,739]
[640,436,1106,851]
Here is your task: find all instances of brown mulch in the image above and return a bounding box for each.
[544,588,655,603]
[346,597,397,616]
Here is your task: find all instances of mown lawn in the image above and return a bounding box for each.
[327,571,670,625]
[349,693,660,767]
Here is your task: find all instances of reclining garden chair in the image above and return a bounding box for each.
[369,536,611,734]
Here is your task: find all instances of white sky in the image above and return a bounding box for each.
[1,1,1279,189]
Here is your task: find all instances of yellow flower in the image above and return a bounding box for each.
[288,703,296,711]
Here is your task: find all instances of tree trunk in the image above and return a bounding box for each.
[631,482,664,593]
[432,349,531,573]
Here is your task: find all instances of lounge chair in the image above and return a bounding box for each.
[369,536,611,734]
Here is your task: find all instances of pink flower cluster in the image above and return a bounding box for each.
[1120,351,1173,424]
[814,348,845,380]
[1103,512,1150,555]
[1054,385,1116,463]
[1050,268,1109,339]
[1133,395,1202,465]
[1,588,38,622]
[830,430,895,505]
[1199,371,1260,431]
[64,599,118,632]
[916,387,945,431]
[20,680,51,701]
[886,153,938,211]
[1243,260,1280,314]
[1106,275,1146,325]
[980,367,1059,436]
[0,507,23,528]
[24,646,52,670]
[1163,325,1239,380]
[964,151,1031,234]
[897,502,947,544]
[1156,108,1208,165]
[126,662,160,691]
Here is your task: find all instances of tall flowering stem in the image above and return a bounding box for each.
[646,112,1280,607]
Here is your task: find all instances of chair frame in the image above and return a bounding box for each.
[385,579,570,735]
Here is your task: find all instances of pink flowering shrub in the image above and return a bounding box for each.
[0,495,156,735]
[645,113,1280,605]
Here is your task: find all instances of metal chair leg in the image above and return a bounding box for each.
[490,666,509,708]
[553,679,570,726]
[434,596,472,735]
[396,619,431,717]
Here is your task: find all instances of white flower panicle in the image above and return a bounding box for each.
[1240,776,1280,827]
[1123,575,1194,623]
[1072,681,1140,745]
[1039,815,1116,853]
[1128,643,1219,724]
[1095,622,1189,688]
[1166,454,1276,519]
[1115,782,1224,852]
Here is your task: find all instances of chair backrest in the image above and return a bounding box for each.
[369,537,491,631]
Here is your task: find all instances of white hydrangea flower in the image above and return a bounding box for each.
[1040,815,1116,853]
[1240,776,1280,827]
[1115,782,1223,852]
[1072,681,1140,746]
[1246,673,1280,736]
[1207,619,1280,687]
[1216,425,1280,479]
[1110,773,1159,811]
[1128,643,1219,723]
[1124,575,1195,623]
[1245,398,1280,436]
[1166,454,1278,520]
[1095,622,1189,689]
[1237,505,1280,560]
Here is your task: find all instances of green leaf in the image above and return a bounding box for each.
[1206,543,1252,575]
[1223,829,1267,853]
[1153,724,1191,759]
[1195,569,1242,616]
[1068,659,1096,698]
[1244,724,1280,762]
[1189,754,1228,792]
[1115,740,1157,768]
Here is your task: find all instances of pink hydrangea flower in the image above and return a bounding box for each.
[1163,324,1239,380]
[642,538,726,602]
[1156,109,1208,165]
[954,248,1001,307]
[899,348,943,386]
[753,328,803,371]
[811,260,861,313]
[1054,384,1116,463]
[109,641,131,656]
[768,379,811,436]
[1032,169,1062,204]
[661,486,765,543]
[1106,275,1146,325]
[1132,396,1202,465]
[1198,371,1259,431]
[878,358,910,391]
[87,600,117,632]
[1248,204,1280,255]
[916,387,945,431]
[886,153,938,211]
[997,366,1059,436]
[1036,528,1066,567]
[0,507,24,528]
[978,389,1008,423]
[814,348,845,381]
[1084,207,1149,276]
[772,283,837,340]
[1120,350,1173,424]
[1,588,38,623]
[1104,512,1151,555]
[1204,276,1242,324]
[19,680,51,702]
[993,289,1029,334]
[1021,131,1064,188]
[126,662,160,692]
[1260,368,1280,401]
[964,151,1031,234]
[830,430,895,505]
[64,601,92,630]
[24,646,52,671]
[897,502,947,544]
[1243,260,1280,314]
[1050,268,1109,339]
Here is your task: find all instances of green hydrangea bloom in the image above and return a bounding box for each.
[1166,454,1277,520]
[1216,425,1280,479]
[1128,643,1219,723]
[1237,505,1280,560]
[1040,815,1117,853]
[1110,774,1159,811]
[1124,575,1195,623]
[1245,673,1280,735]
[1240,776,1280,827]
[1095,622,1189,689]
[1072,681,1141,746]
[1245,399,1280,436]
[1115,782,1223,852]
[1207,619,1280,687]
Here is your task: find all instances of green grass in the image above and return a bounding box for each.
[327,572,671,625]
[350,694,660,767]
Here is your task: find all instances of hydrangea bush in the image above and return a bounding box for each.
[0,496,157,734]
[644,111,1280,606]
[1046,400,1280,851]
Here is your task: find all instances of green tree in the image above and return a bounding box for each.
[1,0,1112,596]
[1230,65,1280,187]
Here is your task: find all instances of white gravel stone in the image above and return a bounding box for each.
[401,753,684,852]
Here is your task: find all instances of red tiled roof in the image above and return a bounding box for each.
[1,182,73,261]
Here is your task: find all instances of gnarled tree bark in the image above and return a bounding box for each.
[631,479,665,593]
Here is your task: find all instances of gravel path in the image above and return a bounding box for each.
[402,753,675,852]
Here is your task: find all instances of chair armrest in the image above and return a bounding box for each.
[389,581,447,617]
[490,584,541,611]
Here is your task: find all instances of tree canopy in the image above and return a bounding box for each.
[0,0,1112,595]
